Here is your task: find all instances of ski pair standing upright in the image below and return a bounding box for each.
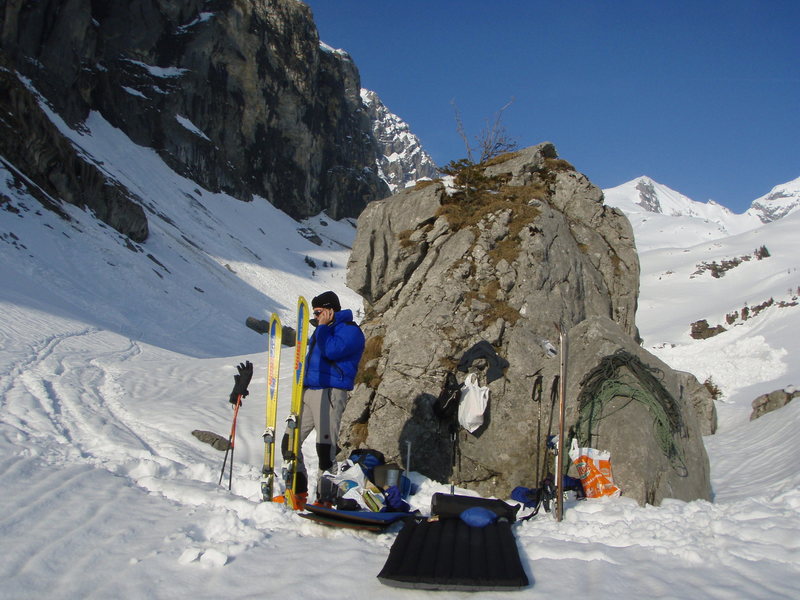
[260,296,309,509]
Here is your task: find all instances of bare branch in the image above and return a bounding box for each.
[451,99,474,164]
[451,98,517,166]
[477,98,517,163]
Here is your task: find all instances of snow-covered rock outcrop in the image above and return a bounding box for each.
[748,176,800,223]
[361,89,438,192]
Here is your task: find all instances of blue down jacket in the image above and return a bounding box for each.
[304,309,365,391]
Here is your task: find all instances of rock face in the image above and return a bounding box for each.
[1,0,390,233]
[690,319,727,340]
[677,370,718,436]
[0,51,148,241]
[341,144,712,505]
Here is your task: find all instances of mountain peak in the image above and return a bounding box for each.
[603,176,762,248]
[748,176,800,223]
[360,89,438,192]
[605,176,708,217]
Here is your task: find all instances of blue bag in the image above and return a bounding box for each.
[459,506,498,528]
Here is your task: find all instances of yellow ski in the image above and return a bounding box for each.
[260,313,282,501]
[282,296,309,509]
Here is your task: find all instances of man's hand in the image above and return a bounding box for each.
[315,307,335,326]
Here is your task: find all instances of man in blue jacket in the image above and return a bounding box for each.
[282,291,365,505]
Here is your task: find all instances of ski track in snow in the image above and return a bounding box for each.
[0,311,399,596]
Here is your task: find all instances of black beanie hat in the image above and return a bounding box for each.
[312,291,341,311]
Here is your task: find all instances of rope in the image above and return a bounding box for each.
[574,350,687,473]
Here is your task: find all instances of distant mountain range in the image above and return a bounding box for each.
[602,176,800,251]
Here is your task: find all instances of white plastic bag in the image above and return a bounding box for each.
[458,372,489,433]
[320,460,367,502]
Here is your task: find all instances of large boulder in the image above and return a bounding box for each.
[567,317,711,505]
[340,144,712,505]
[750,387,799,420]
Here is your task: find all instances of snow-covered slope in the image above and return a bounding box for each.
[638,211,800,427]
[605,175,799,427]
[1,110,362,359]
[2,107,800,597]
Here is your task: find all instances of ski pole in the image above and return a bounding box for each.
[218,361,253,490]
[404,440,412,499]
[555,324,568,522]
[218,395,243,489]
[531,374,543,485]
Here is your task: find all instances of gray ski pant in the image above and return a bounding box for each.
[296,387,349,480]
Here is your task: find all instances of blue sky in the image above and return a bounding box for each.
[304,0,798,213]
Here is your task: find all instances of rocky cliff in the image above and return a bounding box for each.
[1,0,390,238]
[340,144,714,505]
[0,50,149,241]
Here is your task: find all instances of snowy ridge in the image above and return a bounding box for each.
[1,104,800,597]
[319,40,352,60]
[604,175,800,251]
[603,176,737,220]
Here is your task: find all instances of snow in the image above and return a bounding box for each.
[121,86,147,99]
[176,12,216,34]
[121,59,188,79]
[2,108,800,598]
[176,114,211,141]
[319,41,351,60]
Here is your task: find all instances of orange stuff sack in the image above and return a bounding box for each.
[568,439,621,499]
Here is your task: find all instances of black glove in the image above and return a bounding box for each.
[229,360,253,405]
